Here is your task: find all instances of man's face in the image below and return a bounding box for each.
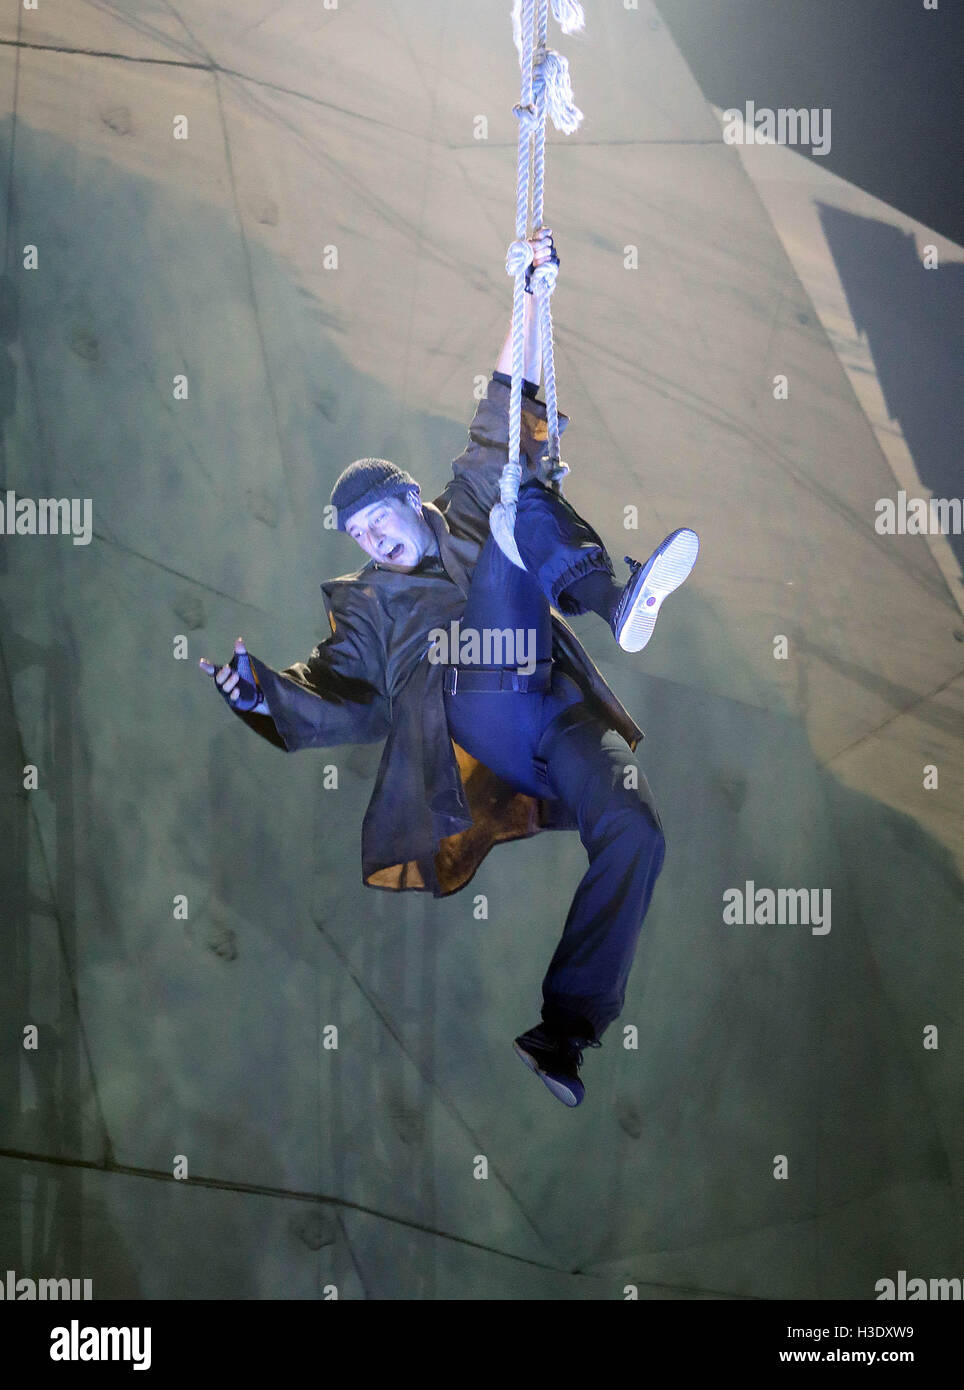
[345,493,436,573]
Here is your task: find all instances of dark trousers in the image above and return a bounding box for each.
[443,480,666,1041]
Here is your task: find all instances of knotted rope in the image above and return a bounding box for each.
[489,0,585,569]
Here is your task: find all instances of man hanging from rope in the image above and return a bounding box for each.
[199,229,699,1107]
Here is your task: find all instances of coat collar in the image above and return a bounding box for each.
[418,501,474,597]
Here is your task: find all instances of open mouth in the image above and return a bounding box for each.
[384,543,403,563]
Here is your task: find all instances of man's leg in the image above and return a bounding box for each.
[532,702,666,1041]
[513,478,619,619]
[513,479,699,652]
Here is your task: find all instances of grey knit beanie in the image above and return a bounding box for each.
[330,458,420,531]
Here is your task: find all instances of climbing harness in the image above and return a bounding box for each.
[489,0,586,570]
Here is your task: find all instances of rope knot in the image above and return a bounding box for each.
[512,99,542,137]
[505,239,534,278]
[528,259,559,295]
[541,49,583,134]
[499,459,524,506]
[530,53,547,107]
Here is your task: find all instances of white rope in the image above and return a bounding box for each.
[489,0,585,569]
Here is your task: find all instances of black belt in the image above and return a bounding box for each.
[443,660,553,694]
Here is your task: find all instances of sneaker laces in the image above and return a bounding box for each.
[611,559,638,632]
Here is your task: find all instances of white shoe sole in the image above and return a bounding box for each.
[513,1041,582,1107]
[617,527,700,653]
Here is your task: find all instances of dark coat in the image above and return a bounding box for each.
[234,377,644,897]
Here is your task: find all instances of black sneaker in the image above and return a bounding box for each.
[612,528,700,652]
[513,1023,602,1107]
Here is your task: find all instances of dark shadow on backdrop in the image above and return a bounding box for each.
[655,0,964,248]
[816,202,964,577]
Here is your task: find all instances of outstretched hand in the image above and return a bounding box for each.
[199,637,261,710]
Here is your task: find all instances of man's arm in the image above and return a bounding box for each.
[494,225,555,385]
[494,276,542,386]
[200,640,268,712]
[200,585,392,753]
[435,229,568,533]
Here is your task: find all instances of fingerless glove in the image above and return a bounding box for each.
[525,234,559,294]
[222,648,261,712]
